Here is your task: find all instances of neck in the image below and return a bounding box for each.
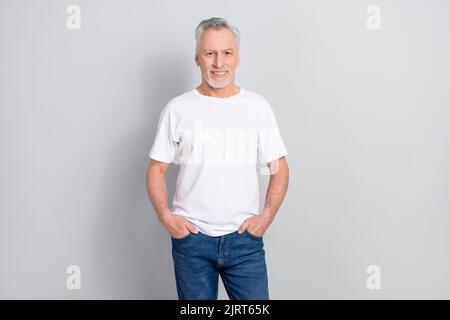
[196,82,240,98]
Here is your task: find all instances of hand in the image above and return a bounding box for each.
[238,211,273,237]
[161,210,199,239]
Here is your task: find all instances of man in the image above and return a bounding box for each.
[146,17,289,300]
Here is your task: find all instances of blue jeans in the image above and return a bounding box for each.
[171,229,269,300]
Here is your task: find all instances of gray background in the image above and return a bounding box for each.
[1,0,449,299]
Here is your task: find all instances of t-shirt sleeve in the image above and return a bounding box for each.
[258,99,288,164]
[148,104,178,163]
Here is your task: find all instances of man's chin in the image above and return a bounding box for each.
[206,79,231,89]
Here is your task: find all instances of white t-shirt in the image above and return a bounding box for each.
[148,87,288,236]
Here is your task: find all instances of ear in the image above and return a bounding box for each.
[195,52,199,66]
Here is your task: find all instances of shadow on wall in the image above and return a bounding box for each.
[90,53,190,298]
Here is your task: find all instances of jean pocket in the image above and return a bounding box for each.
[245,229,263,240]
[171,232,192,241]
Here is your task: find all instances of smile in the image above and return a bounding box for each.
[211,71,228,77]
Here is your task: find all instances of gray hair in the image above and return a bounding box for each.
[195,17,240,51]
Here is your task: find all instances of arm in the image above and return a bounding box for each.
[238,156,289,236]
[146,159,198,238]
[261,156,290,223]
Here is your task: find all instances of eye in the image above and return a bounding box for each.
[225,51,232,55]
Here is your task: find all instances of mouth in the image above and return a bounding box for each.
[210,70,228,78]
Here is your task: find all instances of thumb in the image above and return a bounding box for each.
[184,220,199,234]
[238,220,249,234]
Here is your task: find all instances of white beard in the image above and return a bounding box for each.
[204,71,234,89]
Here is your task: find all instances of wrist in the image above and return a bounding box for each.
[261,208,275,224]
[159,208,173,225]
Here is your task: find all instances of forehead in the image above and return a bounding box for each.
[198,28,238,51]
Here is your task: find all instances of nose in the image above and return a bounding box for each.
[213,52,224,69]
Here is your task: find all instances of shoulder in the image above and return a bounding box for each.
[165,89,197,109]
[159,89,196,118]
[241,88,274,114]
[242,88,269,103]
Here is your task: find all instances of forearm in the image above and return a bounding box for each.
[261,157,289,223]
[146,169,172,223]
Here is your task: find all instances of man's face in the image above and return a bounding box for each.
[195,28,240,89]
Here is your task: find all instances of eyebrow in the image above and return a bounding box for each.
[202,48,235,52]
